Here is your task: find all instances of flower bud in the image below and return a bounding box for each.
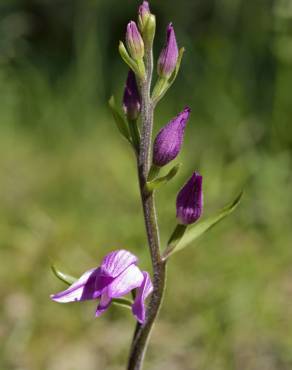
[126,21,144,60]
[176,172,203,225]
[123,70,141,120]
[153,107,190,167]
[138,1,151,32]
[157,23,179,78]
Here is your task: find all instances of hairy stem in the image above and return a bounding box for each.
[127,46,167,370]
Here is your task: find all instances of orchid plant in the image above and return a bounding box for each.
[51,2,242,369]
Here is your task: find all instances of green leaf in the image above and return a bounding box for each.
[51,265,77,285]
[163,191,243,258]
[146,163,181,192]
[108,96,132,144]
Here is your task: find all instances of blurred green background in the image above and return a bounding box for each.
[1,0,292,369]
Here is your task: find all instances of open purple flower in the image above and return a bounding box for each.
[176,172,203,225]
[157,23,179,78]
[51,249,153,324]
[123,70,141,120]
[153,107,191,167]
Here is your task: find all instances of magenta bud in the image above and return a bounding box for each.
[123,70,141,120]
[153,107,191,167]
[176,172,203,225]
[157,23,179,78]
[126,21,144,60]
[138,1,151,30]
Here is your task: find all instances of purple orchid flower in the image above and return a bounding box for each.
[153,107,191,167]
[51,249,153,324]
[157,23,179,78]
[176,172,203,225]
[126,21,144,60]
[123,70,141,120]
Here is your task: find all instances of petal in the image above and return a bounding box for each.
[51,267,105,303]
[132,271,153,324]
[107,264,144,298]
[100,249,138,278]
[95,288,112,317]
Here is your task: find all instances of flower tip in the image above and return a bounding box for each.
[176,172,203,225]
[140,1,150,11]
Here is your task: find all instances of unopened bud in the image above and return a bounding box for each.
[153,107,190,167]
[138,1,151,32]
[176,172,203,225]
[126,21,144,60]
[157,23,179,78]
[123,70,141,120]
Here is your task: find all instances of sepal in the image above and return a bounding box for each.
[163,191,243,259]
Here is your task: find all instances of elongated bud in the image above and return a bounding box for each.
[157,23,179,78]
[123,70,141,120]
[153,107,190,167]
[138,1,151,32]
[126,21,144,60]
[176,172,203,225]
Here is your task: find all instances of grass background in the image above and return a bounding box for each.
[1,0,292,369]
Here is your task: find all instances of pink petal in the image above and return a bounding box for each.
[107,264,144,298]
[51,267,103,303]
[132,271,153,324]
[100,249,138,278]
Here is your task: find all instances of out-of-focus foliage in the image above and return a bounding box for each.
[1,0,292,369]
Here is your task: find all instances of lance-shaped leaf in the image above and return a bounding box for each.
[152,47,185,104]
[51,264,133,309]
[163,191,243,259]
[108,96,132,144]
[146,163,181,192]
